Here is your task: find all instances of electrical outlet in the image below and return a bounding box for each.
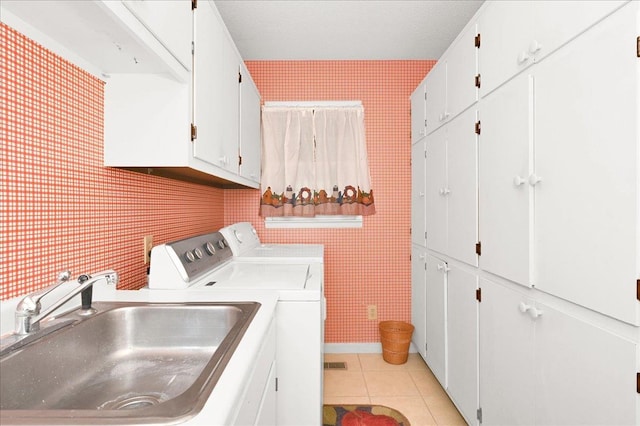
[367,305,377,320]
[143,235,153,264]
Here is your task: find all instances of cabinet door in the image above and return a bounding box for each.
[193,1,239,172]
[446,21,477,120]
[239,64,261,184]
[426,254,447,387]
[276,301,323,426]
[533,3,639,325]
[425,62,447,134]
[477,1,534,97]
[411,140,427,247]
[479,72,533,287]
[425,127,448,255]
[411,81,427,143]
[411,245,427,360]
[446,108,478,267]
[446,266,478,425]
[531,0,627,64]
[535,303,638,425]
[255,361,277,426]
[479,278,535,426]
[122,0,192,71]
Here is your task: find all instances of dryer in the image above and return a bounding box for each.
[220,222,323,264]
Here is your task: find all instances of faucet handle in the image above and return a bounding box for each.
[57,270,72,283]
[27,270,73,310]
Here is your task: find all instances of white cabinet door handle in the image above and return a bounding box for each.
[518,302,531,313]
[513,176,526,186]
[517,51,530,64]
[528,306,544,319]
[529,39,542,54]
[418,254,426,260]
[439,112,450,122]
[419,129,427,136]
[219,156,229,165]
[419,192,425,198]
[519,302,543,319]
[528,173,543,186]
[439,188,451,195]
[437,263,450,273]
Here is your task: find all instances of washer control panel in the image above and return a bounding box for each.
[165,231,233,280]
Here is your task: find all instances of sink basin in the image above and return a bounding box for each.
[0,301,260,425]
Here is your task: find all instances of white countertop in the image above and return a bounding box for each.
[0,282,280,426]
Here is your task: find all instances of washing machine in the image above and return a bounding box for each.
[148,230,324,426]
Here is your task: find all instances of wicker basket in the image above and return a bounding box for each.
[379,321,414,365]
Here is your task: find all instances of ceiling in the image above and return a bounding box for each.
[214,0,485,60]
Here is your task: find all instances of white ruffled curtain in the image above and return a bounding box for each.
[260,105,376,217]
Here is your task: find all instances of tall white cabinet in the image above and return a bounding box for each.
[411,1,639,425]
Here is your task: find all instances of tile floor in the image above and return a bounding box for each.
[323,353,467,426]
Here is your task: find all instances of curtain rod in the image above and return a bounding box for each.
[264,101,362,108]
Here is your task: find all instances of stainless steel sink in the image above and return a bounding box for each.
[0,301,260,425]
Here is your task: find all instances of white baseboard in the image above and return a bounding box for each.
[324,342,418,354]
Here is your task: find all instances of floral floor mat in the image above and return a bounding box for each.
[323,404,411,426]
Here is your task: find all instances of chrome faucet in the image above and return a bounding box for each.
[14,270,119,335]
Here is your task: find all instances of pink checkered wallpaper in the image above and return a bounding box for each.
[225,61,435,342]
[1,22,434,343]
[0,23,225,300]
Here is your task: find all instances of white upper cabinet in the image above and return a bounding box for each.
[239,63,261,185]
[425,61,448,135]
[478,0,627,97]
[193,1,240,175]
[533,3,639,325]
[478,72,533,288]
[122,0,193,71]
[411,80,427,144]
[2,0,261,189]
[425,20,478,135]
[445,22,479,122]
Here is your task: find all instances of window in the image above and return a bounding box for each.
[260,101,375,227]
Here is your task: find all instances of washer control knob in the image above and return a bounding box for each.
[218,240,226,249]
[193,247,203,260]
[184,251,195,263]
[233,229,243,243]
[204,242,216,255]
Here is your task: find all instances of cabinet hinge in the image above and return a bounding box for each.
[636,279,640,301]
[475,120,481,135]
[191,0,197,10]
[475,241,482,255]
[275,377,278,392]
[637,36,639,57]
[190,123,197,141]
[238,155,242,166]
[475,34,481,48]
[475,74,481,88]
[476,288,482,302]
[238,71,242,84]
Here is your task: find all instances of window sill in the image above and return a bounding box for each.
[264,215,363,229]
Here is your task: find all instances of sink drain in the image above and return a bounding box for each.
[100,393,164,410]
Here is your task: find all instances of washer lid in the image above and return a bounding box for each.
[198,263,310,289]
